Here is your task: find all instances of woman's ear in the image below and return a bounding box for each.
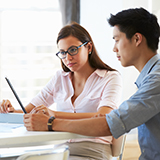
[134,33,143,46]
[87,42,93,53]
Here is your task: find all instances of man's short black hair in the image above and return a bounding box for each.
[108,7,160,52]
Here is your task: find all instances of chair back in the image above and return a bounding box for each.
[17,145,69,160]
[111,135,126,159]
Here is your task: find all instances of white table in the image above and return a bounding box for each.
[0,124,89,148]
[0,123,90,159]
[0,113,90,159]
[0,113,89,148]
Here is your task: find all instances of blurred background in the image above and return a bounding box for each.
[0,0,160,109]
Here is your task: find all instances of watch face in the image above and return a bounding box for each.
[50,116,55,122]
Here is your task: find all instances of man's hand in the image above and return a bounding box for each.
[24,113,49,131]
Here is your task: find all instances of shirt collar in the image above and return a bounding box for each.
[94,69,107,77]
[61,69,107,78]
[62,70,70,76]
[135,54,160,88]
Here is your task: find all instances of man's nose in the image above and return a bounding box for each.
[113,45,118,52]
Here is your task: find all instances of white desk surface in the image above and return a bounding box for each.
[0,124,89,148]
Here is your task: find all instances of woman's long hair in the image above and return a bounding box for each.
[57,22,116,72]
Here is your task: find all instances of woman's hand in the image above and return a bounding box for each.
[0,99,15,113]
[24,113,49,131]
[30,105,55,117]
[93,113,106,118]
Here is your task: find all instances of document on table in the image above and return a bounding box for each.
[0,123,24,133]
[0,113,24,133]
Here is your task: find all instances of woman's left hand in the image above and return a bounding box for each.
[93,113,106,118]
[24,113,49,131]
[30,105,53,116]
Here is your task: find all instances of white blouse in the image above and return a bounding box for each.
[31,69,122,144]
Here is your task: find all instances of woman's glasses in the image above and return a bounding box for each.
[56,42,88,59]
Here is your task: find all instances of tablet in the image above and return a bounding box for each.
[5,77,27,114]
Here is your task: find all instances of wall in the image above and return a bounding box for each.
[80,0,137,102]
[80,0,160,143]
[80,0,160,102]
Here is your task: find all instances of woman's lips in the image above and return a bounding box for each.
[67,63,76,67]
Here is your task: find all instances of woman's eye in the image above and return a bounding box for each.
[60,51,66,55]
[69,48,77,53]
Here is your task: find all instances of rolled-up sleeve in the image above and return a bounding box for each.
[106,72,160,139]
[106,109,126,138]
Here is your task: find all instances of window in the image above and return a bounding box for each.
[0,0,62,109]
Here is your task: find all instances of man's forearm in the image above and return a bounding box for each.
[53,117,112,137]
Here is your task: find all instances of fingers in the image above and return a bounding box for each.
[30,105,42,113]
[0,100,7,113]
[30,105,48,114]
[23,114,32,131]
[23,113,49,131]
[0,99,13,113]
[42,109,46,114]
[93,113,106,118]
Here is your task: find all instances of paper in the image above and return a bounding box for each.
[0,113,24,124]
[0,123,24,133]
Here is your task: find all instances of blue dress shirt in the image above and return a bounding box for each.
[106,54,160,160]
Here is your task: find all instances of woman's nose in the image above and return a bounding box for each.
[66,52,73,60]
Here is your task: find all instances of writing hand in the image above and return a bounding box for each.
[0,99,15,113]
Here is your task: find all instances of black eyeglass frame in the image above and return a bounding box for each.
[56,41,88,59]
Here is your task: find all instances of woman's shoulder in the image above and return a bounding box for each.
[49,69,70,86]
[96,69,121,77]
[54,69,70,77]
[107,70,121,76]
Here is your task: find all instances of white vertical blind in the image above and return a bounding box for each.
[0,0,62,109]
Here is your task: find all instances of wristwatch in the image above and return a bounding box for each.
[47,116,55,131]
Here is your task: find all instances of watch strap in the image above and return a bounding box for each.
[47,116,55,131]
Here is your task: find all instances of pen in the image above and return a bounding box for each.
[5,77,27,114]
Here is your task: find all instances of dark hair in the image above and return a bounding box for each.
[108,7,160,52]
[57,22,116,72]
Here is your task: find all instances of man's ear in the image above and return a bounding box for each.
[134,33,143,46]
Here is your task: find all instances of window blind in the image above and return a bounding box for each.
[0,0,62,109]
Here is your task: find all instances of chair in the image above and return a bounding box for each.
[16,145,69,160]
[111,135,126,160]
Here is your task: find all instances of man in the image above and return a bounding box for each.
[22,8,160,159]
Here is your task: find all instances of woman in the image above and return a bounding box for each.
[0,22,122,160]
